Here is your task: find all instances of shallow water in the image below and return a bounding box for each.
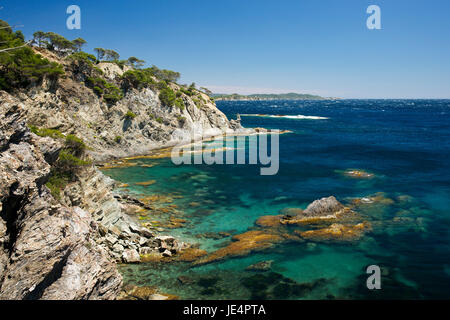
[104,99,450,299]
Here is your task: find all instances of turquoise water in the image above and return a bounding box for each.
[104,100,450,299]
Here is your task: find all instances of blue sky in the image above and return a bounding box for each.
[2,0,450,98]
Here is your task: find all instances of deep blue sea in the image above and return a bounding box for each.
[104,99,450,299]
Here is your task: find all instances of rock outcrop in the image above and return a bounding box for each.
[0,43,272,299]
[295,222,371,243]
[302,196,345,217]
[0,94,122,299]
[280,196,352,225]
[193,230,284,266]
[1,46,246,299]
[20,48,249,162]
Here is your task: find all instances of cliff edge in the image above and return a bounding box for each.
[0,42,247,299]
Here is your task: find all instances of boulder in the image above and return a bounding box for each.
[122,249,140,263]
[245,260,274,272]
[303,196,345,217]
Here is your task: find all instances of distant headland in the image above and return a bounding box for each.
[213,93,340,101]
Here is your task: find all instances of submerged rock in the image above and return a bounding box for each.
[297,222,371,243]
[241,271,328,299]
[119,285,158,300]
[194,230,283,266]
[177,275,195,285]
[279,208,304,216]
[245,260,274,272]
[349,192,395,208]
[118,285,179,300]
[135,180,156,186]
[342,169,375,179]
[195,231,231,239]
[255,215,283,228]
[174,248,208,262]
[140,252,164,263]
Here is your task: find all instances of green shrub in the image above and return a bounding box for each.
[28,124,39,134]
[86,76,123,104]
[47,150,90,198]
[114,135,122,143]
[159,87,176,107]
[125,111,136,120]
[180,87,194,96]
[174,98,185,110]
[121,69,156,90]
[28,125,64,139]
[29,127,90,199]
[46,140,90,199]
[156,117,163,124]
[103,92,122,104]
[156,80,168,90]
[93,66,104,75]
[146,66,180,83]
[93,86,103,96]
[192,98,201,108]
[58,150,90,167]
[67,51,97,66]
[0,20,64,91]
[46,170,70,200]
[65,134,86,156]
[112,59,126,69]
[86,76,106,89]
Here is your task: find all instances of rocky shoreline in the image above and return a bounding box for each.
[0,42,257,299]
[0,38,292,299]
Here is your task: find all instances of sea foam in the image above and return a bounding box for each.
[240,114,329,120]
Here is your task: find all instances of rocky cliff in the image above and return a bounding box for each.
[21,48,243,162]
[0,94,121,299]
[0,48,244,299]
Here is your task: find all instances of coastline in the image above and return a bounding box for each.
[96,128,292,165]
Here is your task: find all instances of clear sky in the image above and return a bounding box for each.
[2,0,450,98]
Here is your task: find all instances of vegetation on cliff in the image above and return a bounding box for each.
[1,18,232,162]
[0,20,64,91]
[0,19,195,109]
[29,125,91,199]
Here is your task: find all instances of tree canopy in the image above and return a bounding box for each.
[0,20,64,91]
[32,31,86,55]
[72,38,87,52]
[126,56,145,69]
[94,48,106,60]
[1,19,185,96]
[93,48,120,61]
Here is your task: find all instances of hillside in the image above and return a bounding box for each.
[214,92,328,101]
[0,20,248,300]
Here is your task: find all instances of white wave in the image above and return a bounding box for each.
[240,114,329,120]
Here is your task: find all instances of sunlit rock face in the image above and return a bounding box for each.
[0,95,122,300]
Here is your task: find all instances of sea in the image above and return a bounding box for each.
[102,99,450,299]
